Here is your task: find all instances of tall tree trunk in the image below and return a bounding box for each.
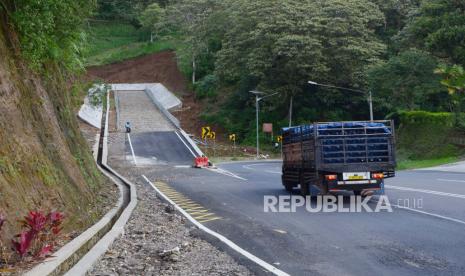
[150,32,154,43]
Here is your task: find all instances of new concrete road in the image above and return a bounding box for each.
[141,159,465,276]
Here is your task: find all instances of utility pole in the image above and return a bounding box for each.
[368,90,373,121]
[289,96,293,127]
[255,95,260,159]
[308,81,374,121]
[250,90,279,159]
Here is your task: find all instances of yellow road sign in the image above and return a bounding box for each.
[277,135,283,142]
[202,126,211,139]
[207,131,216,140]
[229,134,236,142]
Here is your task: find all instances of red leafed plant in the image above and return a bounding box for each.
[11,210,65,259]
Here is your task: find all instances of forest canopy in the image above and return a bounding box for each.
[89,0,464,141]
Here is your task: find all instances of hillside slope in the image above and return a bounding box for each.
[0,15,112,241]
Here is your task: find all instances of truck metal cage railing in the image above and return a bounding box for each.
[316,121,395,165]
[282,120,396,166]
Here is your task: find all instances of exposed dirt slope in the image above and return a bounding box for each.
[0,15,112,243]
[87,51,188,95]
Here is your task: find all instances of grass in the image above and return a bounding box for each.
[396,156,461,170]
[84,21,179,67]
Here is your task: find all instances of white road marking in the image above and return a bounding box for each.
[437,178,465,183]
[265,170,281,174]
[385,185,465,199]
[175,165,191,168]
[207,167,247,181]
[390,202,465,226]
[174,131,197,158]
[243,164,281,175]
[127,133,137,165]
[143,176,289,276]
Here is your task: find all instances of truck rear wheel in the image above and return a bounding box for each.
[300,183,309,196]
[284,183,294,192]
[282,175,294,192]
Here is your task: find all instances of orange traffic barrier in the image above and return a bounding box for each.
[194,157,209,168]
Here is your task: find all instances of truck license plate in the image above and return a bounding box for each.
[343,172,369,181]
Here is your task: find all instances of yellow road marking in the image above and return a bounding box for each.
[197,217,222,223]
[152,180,222,224]
[189,210,210,215]
[192,213,216,219]
[182,205,203,210]
[162,192,181,196]
[175,199,195,204]
[169,196,186,200]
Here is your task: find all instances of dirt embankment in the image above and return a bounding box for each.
[0,13,115,254]
[87,51,189,95]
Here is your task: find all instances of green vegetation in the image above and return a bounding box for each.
[87,0,465,166]
[84,22,177,66]
[0,0,112,245]
[395,111,464,168]
[4,0,94,71]
[397,156,460,171]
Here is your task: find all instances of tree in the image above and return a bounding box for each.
[10,0,95,71]
[95,0,171,23]
[139,3,166,43]
[215,0,386,122]
[398,0,465,65]
[368,49,447,111]
[167,0,223,84]
[435,65,465,95]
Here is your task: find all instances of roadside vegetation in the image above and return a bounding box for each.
[0,0,116,271]
[84,22,179,66]
[85,0,465,168]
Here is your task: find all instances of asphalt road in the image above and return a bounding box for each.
[142,160,465,276]
[117,86,465,275]
[126,131,196,165]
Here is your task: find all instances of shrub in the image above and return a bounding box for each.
[194,74,219,99]
[397,111,462,159]
[11,211,64,259]
[88,82,111,107]
[10,0,94,71]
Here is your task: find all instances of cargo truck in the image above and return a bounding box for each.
[281,120,396,196]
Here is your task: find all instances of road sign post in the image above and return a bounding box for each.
[277,135,283,160]
[229,134,236,157]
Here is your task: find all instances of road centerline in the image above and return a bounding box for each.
[437,178,465,183]
[385,185,465,199]
[127,133,137,165]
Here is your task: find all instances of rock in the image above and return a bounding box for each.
[164,205,175,214]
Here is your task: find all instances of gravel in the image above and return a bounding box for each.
[89,114,252,275]
[88,89,252,276]
[88,172,252,276]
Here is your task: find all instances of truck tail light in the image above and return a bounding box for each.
[325,175,337,181]
[372,173,384,179]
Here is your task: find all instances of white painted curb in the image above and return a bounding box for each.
[142,176,290,276]
[65,92,138,276]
